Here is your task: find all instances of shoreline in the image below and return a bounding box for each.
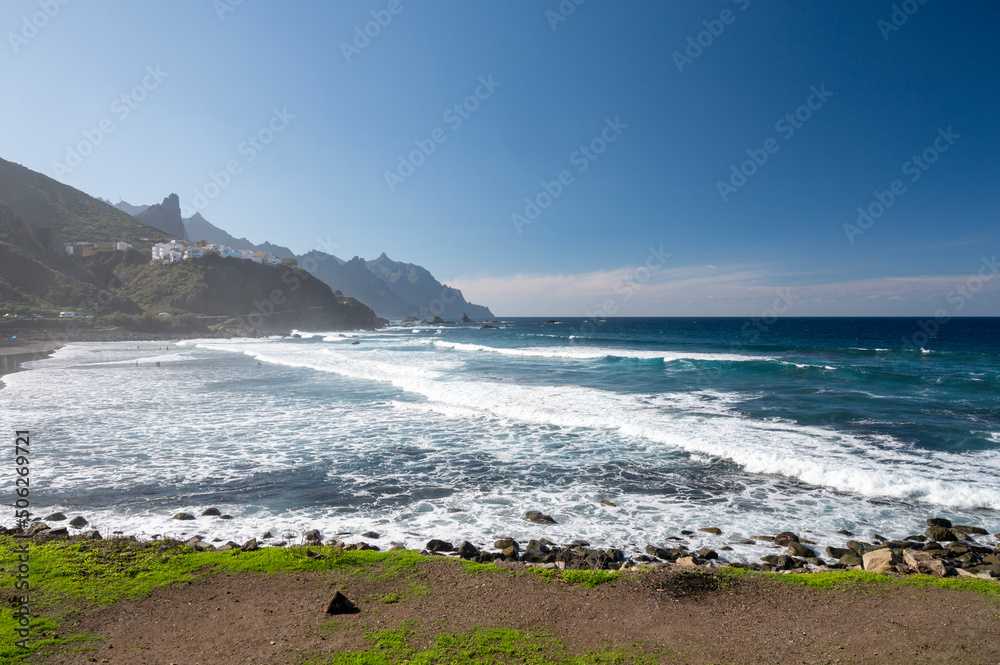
[7,511,998,581]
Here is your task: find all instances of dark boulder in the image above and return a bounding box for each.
[361,531,380,539]
[774,532,799,547]
[241,538,259,551]
[68,516,88,527]
[645,544,671,560]
[172,512,196,520]
[426,539,455,552]
[698,527,722,535]
[788,541,815,558]
[925,526,957,542]
[698,548,719,560]
[953,525,988,536]
[524,511,557,524]
[44,513,67,522]
[325,591,357,614]
[494,538,519,552]
[201,508,221,516]
[838,552,864,567]
[826,546,851,559]
[457,541,480,559]
[927,517,952,528]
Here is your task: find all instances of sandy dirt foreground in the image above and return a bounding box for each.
[36,559,1000,665]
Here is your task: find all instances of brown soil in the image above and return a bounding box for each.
[36,559,1000,665]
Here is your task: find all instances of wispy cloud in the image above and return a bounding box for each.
[450,260,1000,316]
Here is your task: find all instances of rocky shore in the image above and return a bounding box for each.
[7,511,999,583]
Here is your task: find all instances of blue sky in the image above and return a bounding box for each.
[3,0,998,315]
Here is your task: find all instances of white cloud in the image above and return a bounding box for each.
[449,260,1000,316]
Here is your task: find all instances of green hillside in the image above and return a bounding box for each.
[0,157,164,242]
[117,254,383,330]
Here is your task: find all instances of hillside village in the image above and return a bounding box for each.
[149,240,298,268]
[61,238,300,268]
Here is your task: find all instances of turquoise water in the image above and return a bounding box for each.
[3,317,998,559]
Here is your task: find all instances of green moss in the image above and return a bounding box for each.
[301,625,671,665]
[720,565,1000,597]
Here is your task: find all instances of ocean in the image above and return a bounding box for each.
[4,317,999,559]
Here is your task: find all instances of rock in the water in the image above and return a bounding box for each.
[201,508,221,516]
[925,526,957,542]
[68,516,88,527]
[697,548,718,560]
[303,529,322,541]
[219,514,233,520]
[904,549,947,577]
[926,517,952,528]
[44,513,67,522]
[425,539,455,552]
[846,540,868,555]
[788,542,815,558]
[698,527,722,535]
[837,530,853,536]
[241,538,259,552]
[826,546,851,559]
[460,313,473,323]
[645,544,671,560]
[494,538,519,551]
[457,541,479,559]
[325,591,357,615]
[26,522,49,535]
[524,511,557,524]
[862,549,901,573]
[361,531,380,539]
[599,500,617,507]
[774,532,799,547]
[172,512,196,521]
[501,545,519,559]
[953,525,988,536]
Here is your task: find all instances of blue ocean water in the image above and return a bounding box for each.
[3,317,999,559]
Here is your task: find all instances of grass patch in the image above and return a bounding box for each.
[301,625,674,665]
[0,537,424,664]
[720,565,1000,597]
[526,566,620,588]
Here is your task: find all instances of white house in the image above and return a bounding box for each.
[114,241,133,251]
[183,247,206,260]
[64,244,74,255]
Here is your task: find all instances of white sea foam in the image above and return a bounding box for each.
[420,339,772,363]
[5,339,999,562]
[194,339,1000,511]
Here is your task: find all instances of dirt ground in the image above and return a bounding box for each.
[38,560,1000,665]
